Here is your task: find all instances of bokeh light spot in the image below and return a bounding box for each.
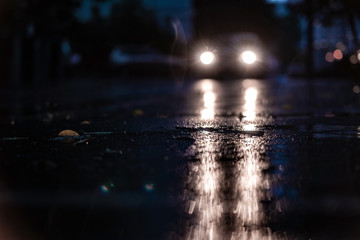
[325,52,334,62]
[100,185,109,193]
[333,49,343,60]
[353,85,360,94]
[350,55,358,64]
[144,183,154,192]
[336,41,346,51]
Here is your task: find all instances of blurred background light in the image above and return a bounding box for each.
[325,52,334,62]
[350,55,358,64]
[353,85,360,94]
[333,49,343,60]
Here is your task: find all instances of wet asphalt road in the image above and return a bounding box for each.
[1,76,360,239]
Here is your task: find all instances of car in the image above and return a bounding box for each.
[189,32,276,78]
[109,44,185,75]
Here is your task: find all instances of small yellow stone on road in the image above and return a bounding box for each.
[58,130,80,137]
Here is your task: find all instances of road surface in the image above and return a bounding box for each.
[1,76,360,239]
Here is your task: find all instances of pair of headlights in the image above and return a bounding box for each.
[200,50,257,65]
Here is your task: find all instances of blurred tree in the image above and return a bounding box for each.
[288,0,323,76]
[273,10,302,73]
[27,0,80,37]
[0,0,16,35]
[26,0,81,83]
[108,0,173,51]
[0,1,16,84]
[193,0,277,41]
[74,0,176,71]
[314,0,360,50]
[109,0,156,42]
[341,0,360,49]
[289,0,360,76]
[0,0,84,85]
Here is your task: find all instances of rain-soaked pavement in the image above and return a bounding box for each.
[1,76,360,239]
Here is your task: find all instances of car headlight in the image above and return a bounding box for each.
[240,50,257,64]
[200,51,215,65]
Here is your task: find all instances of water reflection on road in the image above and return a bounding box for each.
[186,132,222,240]
[201,80,216,120]
[184,79,277,239]
[233,136,271,239]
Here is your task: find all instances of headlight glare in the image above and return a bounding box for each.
[200,51,215,65]
[241,51,257,64]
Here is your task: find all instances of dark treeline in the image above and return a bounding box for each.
[1,0,360,84]
[0,0,174,85]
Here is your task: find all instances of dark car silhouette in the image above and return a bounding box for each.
[189,32,277,78]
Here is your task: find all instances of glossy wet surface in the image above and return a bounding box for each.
[1,77,360,239]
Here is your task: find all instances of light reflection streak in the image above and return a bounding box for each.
[233,137,271,239]
[201,80,213,92]
[243,123,256,131]
[200,80,216,120]
[243,87,258,122]
[186,132,222,240]
[185,80,278,239]
[232,83,272,239]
